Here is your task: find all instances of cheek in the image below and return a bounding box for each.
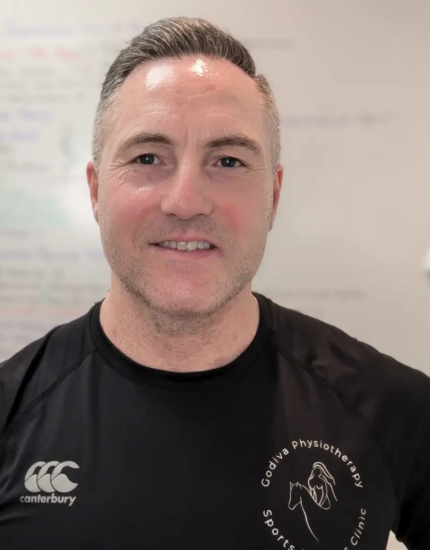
[103,185,156,230]
[221,193,269,239]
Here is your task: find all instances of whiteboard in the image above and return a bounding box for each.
[1,3,430,546]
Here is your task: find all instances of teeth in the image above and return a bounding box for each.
[158,241,212,251]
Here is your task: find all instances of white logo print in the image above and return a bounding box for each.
[25,461,79,493]
[262,440,368,549]
[20,461,79,507]
[288,462,338,542]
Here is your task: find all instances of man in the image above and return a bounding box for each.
[0,16,428,550]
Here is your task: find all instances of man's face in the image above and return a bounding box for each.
[87,55,283,317]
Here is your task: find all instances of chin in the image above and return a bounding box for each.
[148,285,220,313]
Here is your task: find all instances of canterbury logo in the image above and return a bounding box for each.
[24,461,79,494]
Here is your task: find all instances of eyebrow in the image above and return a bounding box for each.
[116,131,264,157]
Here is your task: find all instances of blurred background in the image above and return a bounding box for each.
[0,2,429,547]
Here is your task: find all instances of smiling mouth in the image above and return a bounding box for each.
[149,243,218,258]
[153,242,216,251]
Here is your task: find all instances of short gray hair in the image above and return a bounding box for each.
[92,16,281,172]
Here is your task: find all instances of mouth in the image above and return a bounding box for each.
[149,243,219,260]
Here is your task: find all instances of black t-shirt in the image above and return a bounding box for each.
[0,292,429,549]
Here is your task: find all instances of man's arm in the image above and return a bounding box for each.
[0,327,57,439]
[0,354,34,437]
[392,412,430,548]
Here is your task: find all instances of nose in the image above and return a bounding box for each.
[160,160,213,219]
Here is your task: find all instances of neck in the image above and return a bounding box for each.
[98,285,260,373]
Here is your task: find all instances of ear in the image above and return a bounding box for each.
[87,161,100,224]
[269,164,284,230]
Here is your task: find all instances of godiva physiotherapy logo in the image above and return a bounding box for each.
[261,439,367,549]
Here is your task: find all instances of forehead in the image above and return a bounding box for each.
[109,55,267,141]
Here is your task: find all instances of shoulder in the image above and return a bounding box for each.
[0,305,98,437]
[265,295,430,411]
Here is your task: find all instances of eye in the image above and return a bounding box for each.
[133,154,160,165]
[217,156,244,169]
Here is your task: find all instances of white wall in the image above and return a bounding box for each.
[1,2,430,547]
